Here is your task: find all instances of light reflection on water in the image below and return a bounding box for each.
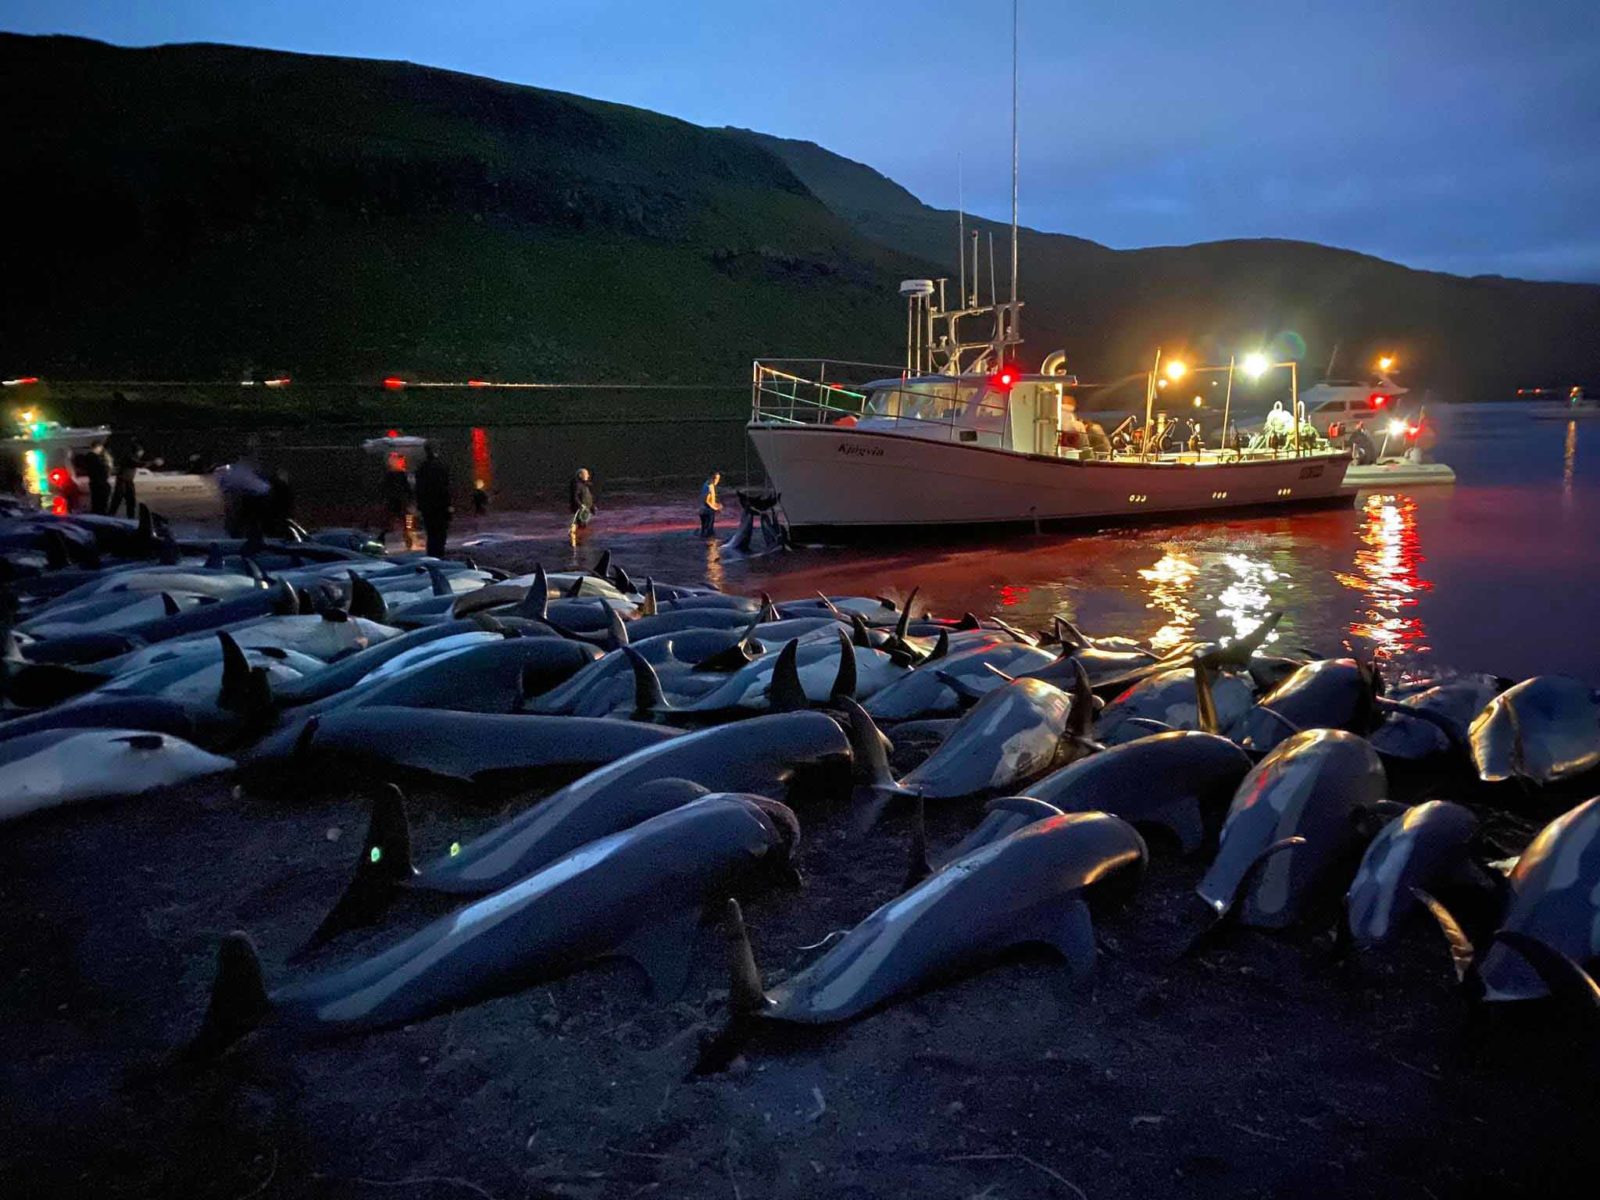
[1137,552,1199,651]
[1336,493,1432,680]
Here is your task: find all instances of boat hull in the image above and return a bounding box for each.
[748,424,1355,539]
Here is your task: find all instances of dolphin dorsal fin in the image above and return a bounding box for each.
[607,604,629,649]
[623,645,669,715]
[612,563,636,594]
[592,549,613,581]
[927,629,949,663]
[723,898,771,1016]
[564,575,585,599]
[186,932,270,1060]
[217,631,250,708]
[767,639,807,713]
[830,629,858,703]
[850,613,873,649]
[894,587,920,642]
[757,591,777,624]
[516,564,550,621]
[160,592,180,617]
[348,571,387,622]
[641,577,658,618]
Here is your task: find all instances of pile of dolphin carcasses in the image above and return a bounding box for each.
[4,499,1600,1061]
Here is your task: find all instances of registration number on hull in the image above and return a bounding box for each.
[837,443,884,459]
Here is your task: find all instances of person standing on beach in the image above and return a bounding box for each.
[699,471,722,538]
[109,439,150,518]
[83,441,112,515]
[569,467,595,540]
[416,443,453,558]
[382,453,414,550]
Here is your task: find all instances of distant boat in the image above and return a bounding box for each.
[1529,387,1600,420]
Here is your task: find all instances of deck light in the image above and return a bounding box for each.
[1387,418,1407,437]
[1242,353,1271,379]
[1377,355,1395,372]
[1192,396,1203,407]
[1164,360,1187,382]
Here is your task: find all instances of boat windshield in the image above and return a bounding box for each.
[863,380,987,423]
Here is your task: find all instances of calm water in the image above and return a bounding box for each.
[162,402,1597,687]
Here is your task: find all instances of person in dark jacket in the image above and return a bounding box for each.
[1349,421,1378,465]
[264,469,296,538]
[83,441,112,515]
[568,467,595,539]
[382,454,415,549]
[110,439,148,518]
[415,443,452,557]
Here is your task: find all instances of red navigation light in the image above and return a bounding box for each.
[51,495,67,515]
[467,379,491,388]
[1370,393,1388,407]
[385,428,400,439]
[992,365,1019,391]
[264,376,291,388]
[383,377,407,391]
[47,467,69,489]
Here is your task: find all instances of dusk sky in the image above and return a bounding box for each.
[5,0,1598,282]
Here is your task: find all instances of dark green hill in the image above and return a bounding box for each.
[2,34,1595,408]
[734,130,1600,399]
[0,35,922,391]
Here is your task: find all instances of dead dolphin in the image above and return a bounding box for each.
[191,794,798,1053]
[392,710,852,897]
[1471,796,1600,1000]
[1344,800,1479,947]
[863,640,1055,720]
[1022,730,1254,854]
[289,708,680,787]
[847,674,1093,826]
[1226,658,1380,753]
[1095,665,1254,745]
[1197,729,1386,928]
[725,810,1147,1024]
[0,728,234,822]
[1469,675,1600,786]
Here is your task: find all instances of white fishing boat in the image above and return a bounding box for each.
[745,6,1353,540]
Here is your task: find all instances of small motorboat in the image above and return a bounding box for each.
[1529,387,1600,420]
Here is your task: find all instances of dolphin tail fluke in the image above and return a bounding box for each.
[767,639,806,712]
[1204,611,1284,669]
[1490,930,1600,1015]
[902,794,932,892]
[299,785,415,956]
[723,898,772,1017]
[184,932,270,1060]
[830,629,858,703]
[1410,887,1478,986]
[1193,656,1220,735]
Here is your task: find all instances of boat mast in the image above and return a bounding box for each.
[1008,0,1020,353]
[958,154,966,320]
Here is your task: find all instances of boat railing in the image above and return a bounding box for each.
[749,361,880,427]
[750,361,1014,443]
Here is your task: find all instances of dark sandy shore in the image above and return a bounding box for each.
[4,522,1598,1199]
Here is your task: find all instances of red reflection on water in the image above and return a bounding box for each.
[470,427,493,489]
[1337,492,1432,669]
[997,584,1030,607]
